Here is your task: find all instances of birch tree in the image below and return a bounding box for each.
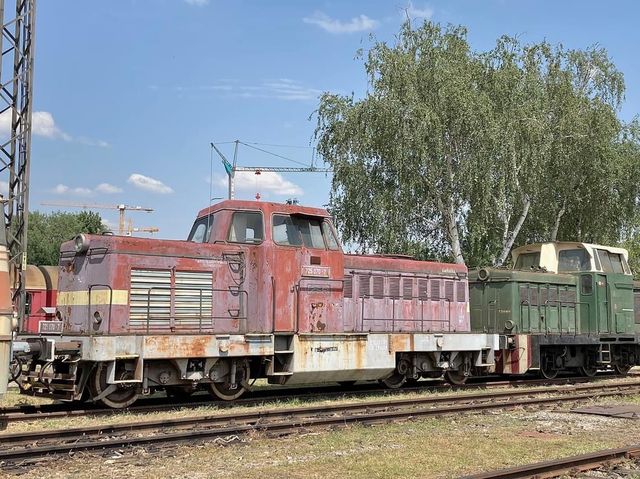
[315,20,639,266]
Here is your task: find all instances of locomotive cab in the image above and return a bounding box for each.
[470,242,638,378]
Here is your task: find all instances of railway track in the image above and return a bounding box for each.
[1,379,639,468]
[0,373,627,423]
[461,444,640,479]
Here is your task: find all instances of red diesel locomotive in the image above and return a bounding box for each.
[15,200,497,407]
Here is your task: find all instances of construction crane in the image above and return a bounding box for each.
[211,140,331,200]
[125,218,159,236]
[41,201,154,236]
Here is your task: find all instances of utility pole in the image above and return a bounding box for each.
[210,140,331,200]
[41,201,154,236]
[0,0,37,335]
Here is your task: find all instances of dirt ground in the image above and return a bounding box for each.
[3,391,640,479]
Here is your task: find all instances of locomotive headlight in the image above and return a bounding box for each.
[74,234,90,253]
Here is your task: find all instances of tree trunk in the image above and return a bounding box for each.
[495,194,531,266]
[550,199,566,242]
[446,201,465,264]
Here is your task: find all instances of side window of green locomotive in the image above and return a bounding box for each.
[514,252,540,270]
[597,249,627,274]
[228,211,264,244]
[558,249,590,272]
[581,275,593,295]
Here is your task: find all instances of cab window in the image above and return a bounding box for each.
[597,249,627,274]
[558,249,590,272]
[187,214,214,243]
[273,215,302,246]
[272,214,337,250]
[514,252,540,270]
[228,211,264,244]
[322,221,340,250]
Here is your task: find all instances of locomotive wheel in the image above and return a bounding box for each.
[444,370,467,386]
[615,365,632,375]
[380,373,406,389]
[90,363,140,409]
[207,362,250,401]
[539,363,558,380]
[578,366,597,377]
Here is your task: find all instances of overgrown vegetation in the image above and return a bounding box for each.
[315,21,640,269]
[27,210,105,266]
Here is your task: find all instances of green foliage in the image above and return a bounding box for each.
[27,210,105,266]
[315,20,640,267]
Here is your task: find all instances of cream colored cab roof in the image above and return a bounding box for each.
[511,242,631,275]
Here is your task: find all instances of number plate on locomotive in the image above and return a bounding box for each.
[301,266,330,278]
[38,321,63,334]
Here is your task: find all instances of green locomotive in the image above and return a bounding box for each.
[470,242,638,378]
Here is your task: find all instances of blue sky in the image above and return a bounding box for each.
[25,0,640,239]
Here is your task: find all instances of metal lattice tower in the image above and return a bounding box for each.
[0,0,36,328]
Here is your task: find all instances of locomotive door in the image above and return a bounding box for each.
[596,274,610,333]
[271,214,343,333]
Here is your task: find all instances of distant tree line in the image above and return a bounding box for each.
[315,21,640,271]
[27,211,105,266]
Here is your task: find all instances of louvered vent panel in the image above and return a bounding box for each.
[540,287,548,305]
[174,271,213,326]
[445,281,454,301]
[343,275,353,299]
[372,276,384,299]
[456,282,466,302]
[402,278,413,299]
[359,275,370,298]
[519,286,529,304]
[389,277,400,298]
[130,269,171,329]
[418,279,429,300]
[430,280,440,300]
[530,288,538,306]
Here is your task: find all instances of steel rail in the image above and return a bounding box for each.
[0,373,626,423]
[1,382,639,464]
[461,444,640,479]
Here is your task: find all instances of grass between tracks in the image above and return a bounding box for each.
[2,373,640,434]
[0,375,637,478]
[10,392,640,479]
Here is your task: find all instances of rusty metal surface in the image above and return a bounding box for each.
[572,404,640,419]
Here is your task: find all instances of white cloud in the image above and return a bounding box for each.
[165,78,323,102]
[406,2,433,19]
[95,183,123,194]
[303,11,378,34]
[0,109,109,147]
[0,181,8,196]
[225,171,303,196]
[0,110,70,140]
[51,184,92,196]
[184,0,209,5]
[128,173,174,194]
